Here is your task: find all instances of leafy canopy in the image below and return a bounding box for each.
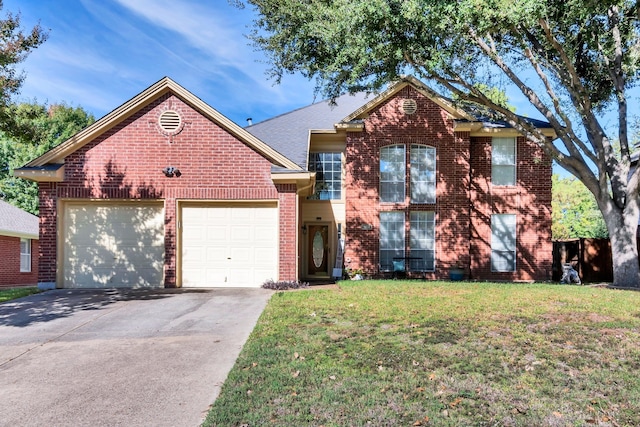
[246,0,639,194]
[552,174,608,240]
[0,103,94,214]
[0,1,47,136]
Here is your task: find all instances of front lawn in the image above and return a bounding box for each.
[204,281,640,426]
[0,287,40,303]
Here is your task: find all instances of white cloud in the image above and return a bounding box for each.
[111,0,252,69]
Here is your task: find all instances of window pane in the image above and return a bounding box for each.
[410,145,436,203]
[492,165,516,186]
[380,211,405,270]
[410,211,435,271]
[20,238,31,272]
[492,137,516,186]
[491,214,516,272]
[380,145,405,202]
[308,152,342,200]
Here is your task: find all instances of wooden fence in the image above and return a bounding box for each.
[552,238,613,283]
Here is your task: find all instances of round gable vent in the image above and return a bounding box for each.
[402,98,418,115]
[158,110,182,134]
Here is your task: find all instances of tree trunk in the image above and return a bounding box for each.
[605,205,640,288]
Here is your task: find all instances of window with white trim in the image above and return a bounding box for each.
[491,214,516,272]
[410,211,435,271]
[380,211,405,270]
[20,238,31,272]
[410,145,436,203]
[492,137,516,186]
[308,152,342,200]
[380,145,405,203]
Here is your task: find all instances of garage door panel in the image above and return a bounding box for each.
[64,203,165,288]
[230,226,251,242]
[182,204,278,287]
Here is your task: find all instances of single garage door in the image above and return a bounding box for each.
[63,202,165,288]
[181,203,278,287]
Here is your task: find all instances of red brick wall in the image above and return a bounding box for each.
[38,94,292,287]
[345,86,470,279]
[344,85,552,281]
[0,235,38,287]
[277,184,298,281]
[470,136,552,281]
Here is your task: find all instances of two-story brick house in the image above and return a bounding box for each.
[250,76,554,282]
[16,76,553,289]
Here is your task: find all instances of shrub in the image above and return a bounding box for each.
[261,279,310,290]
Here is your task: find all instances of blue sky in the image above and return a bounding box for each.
[7,0,553,128]
[4,0,634,139]
[5,0,321,126]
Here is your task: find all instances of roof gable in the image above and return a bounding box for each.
[23,77,301,172]
[340,76,475,124]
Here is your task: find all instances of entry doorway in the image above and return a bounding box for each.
[306,224,331,277]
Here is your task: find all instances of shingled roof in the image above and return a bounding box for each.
[245,92,372,169]
[0,200,38,239]
[246,77,554,172]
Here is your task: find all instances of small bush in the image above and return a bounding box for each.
[261,279,309,290]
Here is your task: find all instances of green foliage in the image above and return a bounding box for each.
[552,174,608,239]
[0,4,47,128]
[0,103,94,214]
[0,287,40,303]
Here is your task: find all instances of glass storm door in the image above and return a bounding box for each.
[308,225,329,275]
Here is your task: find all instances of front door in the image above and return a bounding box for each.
[307,224,329,276]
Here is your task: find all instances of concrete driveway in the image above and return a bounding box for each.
[0,288,272,427]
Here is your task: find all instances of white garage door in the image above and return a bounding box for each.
[63,202,165,288]
[181,204,278,287]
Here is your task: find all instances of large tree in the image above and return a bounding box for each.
[0,1,47,136]
[242,0,640,287]
[0,103,94,214]
[552,174,608,240]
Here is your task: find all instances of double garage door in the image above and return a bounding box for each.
[62,202,278,288]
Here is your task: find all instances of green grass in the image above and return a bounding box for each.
[0,287,41,303]
[204,281,640,426]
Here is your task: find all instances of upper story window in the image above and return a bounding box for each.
[492,137,516,186]
[381,144,437,204]
[308,152,342,200]
[410,145,436,203]
[380,145,406,203]
[20,238,31,272]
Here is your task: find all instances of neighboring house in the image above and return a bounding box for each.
[15,76,553,289]
[0,200,38,287]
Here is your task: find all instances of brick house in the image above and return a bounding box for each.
[0,200,38,287]
[15,76,553,289]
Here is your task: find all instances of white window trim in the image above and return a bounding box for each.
[491,137,516,186]
[410,144,436,204]
[491,214,517,272]
[380,211,405,271]
[380,145,406,203]
[308,152,343,200]
[410,211,436,272]
[20,238,31,273]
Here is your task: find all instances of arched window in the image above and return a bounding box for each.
[380,145,405,203]
[410,145,436,203]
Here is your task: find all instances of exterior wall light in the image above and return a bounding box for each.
[162,166,181,177]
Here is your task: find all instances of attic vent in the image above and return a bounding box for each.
[402,99,418,115]
[158,110,182,133]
